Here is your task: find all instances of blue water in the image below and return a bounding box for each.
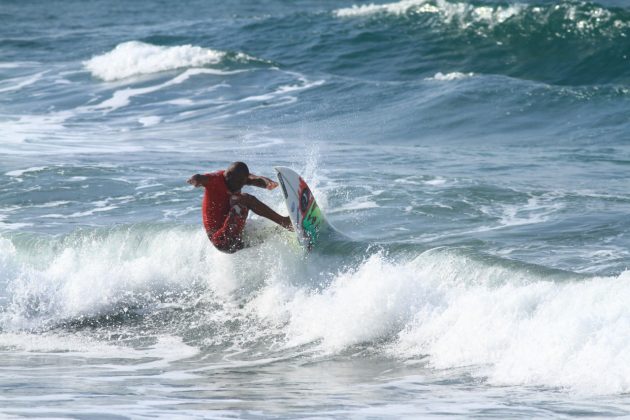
[2,0,630,417]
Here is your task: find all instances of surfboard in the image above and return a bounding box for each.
[275,167,332,250]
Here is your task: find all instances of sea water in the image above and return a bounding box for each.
[1,0,630,417]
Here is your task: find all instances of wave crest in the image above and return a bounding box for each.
[3,226,630,394]
[335,0,629,37]
[255,248,630,394]
[84,41,248,81]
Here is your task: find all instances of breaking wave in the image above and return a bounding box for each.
[84,41,257,81]
[335,0,629,39]
[1,226,630,394]
[333,0,630,85]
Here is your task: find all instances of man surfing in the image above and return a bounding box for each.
[187,162,293,253]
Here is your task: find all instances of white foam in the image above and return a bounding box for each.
[334,0,434,17]
[64,205,119,218]
[134,180,163,190]
[90,68,239,111]
[0,71,45,93]
[84,41,227,81]
[166,98,194,106]
[0,217,33,231]
[0,331,124,354]
[0,61,39,69]
[162,206,197,220]
[0,224,298,333]
[335,0,524,28]
[480,193,565,228]
[0,237,18,280]
[394,175,451,186]
[392,267,630,394]
[427,71,474,81]
[0,112,74,146]
[5,166,48,177]
[280,254,427,351]
[138,115,162,127]
[244,246,630,394]
[30,201,72,208]
[38,196,134,219]
[328,196,380,214]
[0,333,199,376]
[5,221,630,395]
[124,335,200,370]
[0,227,211,329]
[424,177,447,185]
[240,77,325,103]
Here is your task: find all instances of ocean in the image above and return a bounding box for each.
[1,0,630,417]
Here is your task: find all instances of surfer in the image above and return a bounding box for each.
[187,162,293,253]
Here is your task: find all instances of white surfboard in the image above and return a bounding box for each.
[275,167,332,250]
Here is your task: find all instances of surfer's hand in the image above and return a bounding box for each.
[187,174,202,187]
[247,174,278,190]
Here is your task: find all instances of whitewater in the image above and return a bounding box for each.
[2,0,630,417]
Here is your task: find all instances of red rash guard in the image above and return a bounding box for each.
[202,171,249,251]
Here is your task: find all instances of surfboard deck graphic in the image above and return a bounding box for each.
[274,167,331,250]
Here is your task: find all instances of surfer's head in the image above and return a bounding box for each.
[225,161,250,192]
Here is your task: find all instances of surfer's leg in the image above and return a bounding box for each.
[210,204,249,253]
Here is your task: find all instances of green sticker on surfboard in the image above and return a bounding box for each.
[275,167,331,250]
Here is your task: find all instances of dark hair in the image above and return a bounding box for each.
[228,161,249,177]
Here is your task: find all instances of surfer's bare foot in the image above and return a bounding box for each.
[281,216,293,231]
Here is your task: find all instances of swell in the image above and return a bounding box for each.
[3,0,630,87]
[329,0,630,86]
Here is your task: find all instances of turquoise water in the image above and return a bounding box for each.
[2,0,630,417]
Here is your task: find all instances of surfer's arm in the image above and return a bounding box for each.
[233,193,292,230]
[187,174,210,188]
[246,174,278,190]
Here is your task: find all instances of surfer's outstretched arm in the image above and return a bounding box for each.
[233,194,293,231]
[187,174,209,187]
[246,174,278,190]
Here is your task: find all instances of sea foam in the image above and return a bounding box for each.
[84,41,227,81]
[253,248,630,394]
[3,226,630,394]
[427,72,474,81]
[334,0,628,39]
[0,227,216,330]
[334,0,435,17]
[335,0,525,28]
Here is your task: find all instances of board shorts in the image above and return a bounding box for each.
[209,203,249,253]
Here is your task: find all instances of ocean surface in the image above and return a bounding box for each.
[2,0,630,417]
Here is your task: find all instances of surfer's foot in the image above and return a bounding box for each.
[281,216,293,231]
